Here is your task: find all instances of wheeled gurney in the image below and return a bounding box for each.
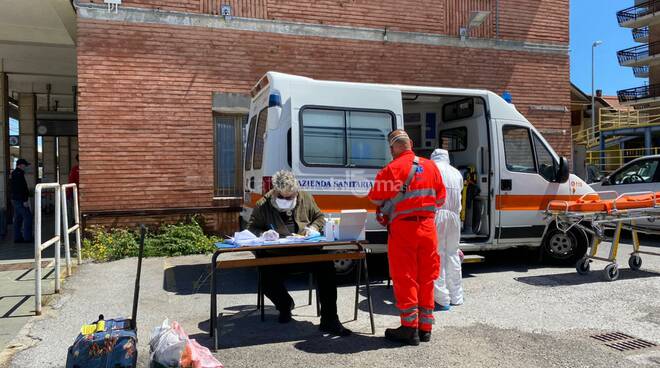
[545,191,660,281]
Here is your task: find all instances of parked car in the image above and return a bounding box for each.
[590,155,660,228]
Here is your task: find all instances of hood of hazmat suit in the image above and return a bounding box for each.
[430,149,462,215]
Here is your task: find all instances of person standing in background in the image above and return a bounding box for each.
[68,154,79,188]
[430,149,464,309]
[10,159,32,243]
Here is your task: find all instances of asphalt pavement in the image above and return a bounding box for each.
[1,239,659,367]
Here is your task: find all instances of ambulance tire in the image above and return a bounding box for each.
[542,227,588,266]
[331,254,357,279]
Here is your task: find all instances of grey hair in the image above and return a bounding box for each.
[272,170,299,193]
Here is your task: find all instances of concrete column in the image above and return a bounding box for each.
[58,137,70,183]
[645,128,652,156]
[0,73,8,213]
[18,93,37,191]
[42,137,57,183]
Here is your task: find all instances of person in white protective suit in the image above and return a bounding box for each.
[430,148,464,308]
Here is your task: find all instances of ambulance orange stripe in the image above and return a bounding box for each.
[246,193,377,212]
[246,193,581,212]
[496,195,581,211]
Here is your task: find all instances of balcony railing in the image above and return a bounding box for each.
[633,65,650,77]
[617,0,660,25]
[617,84,660,103]
[632,27,649,42]
[617,41,660,65]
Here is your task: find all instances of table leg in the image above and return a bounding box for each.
[210,251,221,351]
[354,256,362,321]
[257,267,262,311]
[362,256,375,334]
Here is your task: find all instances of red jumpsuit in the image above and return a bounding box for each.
[368,150,446,332]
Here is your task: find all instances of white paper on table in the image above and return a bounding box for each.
[229,230,261,246]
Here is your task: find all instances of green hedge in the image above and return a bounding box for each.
[82,219,220,262]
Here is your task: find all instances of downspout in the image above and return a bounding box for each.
[495,0,499,38]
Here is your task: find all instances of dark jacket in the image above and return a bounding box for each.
[10,168,29,202]
[247,190,325,237]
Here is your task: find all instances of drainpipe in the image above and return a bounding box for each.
[495,0,499,38]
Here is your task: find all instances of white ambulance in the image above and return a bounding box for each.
[241,72,593,268]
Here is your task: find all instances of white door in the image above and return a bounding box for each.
[496,121,570,244]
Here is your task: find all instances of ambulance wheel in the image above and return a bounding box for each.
[603,263,619,281]
[331,254,356,278]
[628,255,642,271]
[576,258,590,275]
[542,227,587,265]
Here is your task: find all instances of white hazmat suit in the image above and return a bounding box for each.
[431,149,464,306]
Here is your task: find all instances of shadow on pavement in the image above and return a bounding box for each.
[514,269,660,287]
[356,284,397,317]
[192,308,396,353]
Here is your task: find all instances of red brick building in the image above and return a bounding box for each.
[75,0,570,233]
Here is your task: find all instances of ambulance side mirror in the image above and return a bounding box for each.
[556,156,570,183]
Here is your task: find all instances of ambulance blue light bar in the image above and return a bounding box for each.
[269,90,282,107]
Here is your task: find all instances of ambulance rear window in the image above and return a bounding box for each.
[252,108,268,170]
[244,115,257,170]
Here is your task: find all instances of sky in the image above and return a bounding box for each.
[570,0,643,97]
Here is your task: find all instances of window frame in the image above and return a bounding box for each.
[438,127,468,152]
[298,105,396,169]
[213,113,245,198]
[502,125,537,174]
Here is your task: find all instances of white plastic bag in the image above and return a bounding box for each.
[149,319,186,368]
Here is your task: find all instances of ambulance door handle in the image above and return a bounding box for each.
[501,179,512,191]
[346,163,356,168]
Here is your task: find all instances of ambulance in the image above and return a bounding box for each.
[241,72,593,270]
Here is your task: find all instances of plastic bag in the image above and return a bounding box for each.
[149,319,186,368]
[261,229,280,242]
[180,339,223,368]
[149,319,223,368]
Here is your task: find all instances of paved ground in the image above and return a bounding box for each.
[2,238,659,367]
[0,215,74,352]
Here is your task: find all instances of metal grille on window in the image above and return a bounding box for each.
[215,115,244,197]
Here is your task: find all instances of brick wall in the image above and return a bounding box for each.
[79,0,568,42]
[77,19,570,229]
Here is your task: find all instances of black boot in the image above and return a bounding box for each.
[319,319,352,337]
[418,329,431,342]
[385,326,420,346]
[278,300,295,324]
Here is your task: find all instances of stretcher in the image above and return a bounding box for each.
[545,191,660,281]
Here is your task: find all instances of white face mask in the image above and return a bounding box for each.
[275,197,296,211]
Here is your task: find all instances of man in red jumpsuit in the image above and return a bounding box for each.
[368,129,446,345]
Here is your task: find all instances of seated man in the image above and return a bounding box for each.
[247,170,351,337]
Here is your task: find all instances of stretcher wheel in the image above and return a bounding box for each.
[628,255,642,271]
[576,258,590,275]
[603,263,619,282]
